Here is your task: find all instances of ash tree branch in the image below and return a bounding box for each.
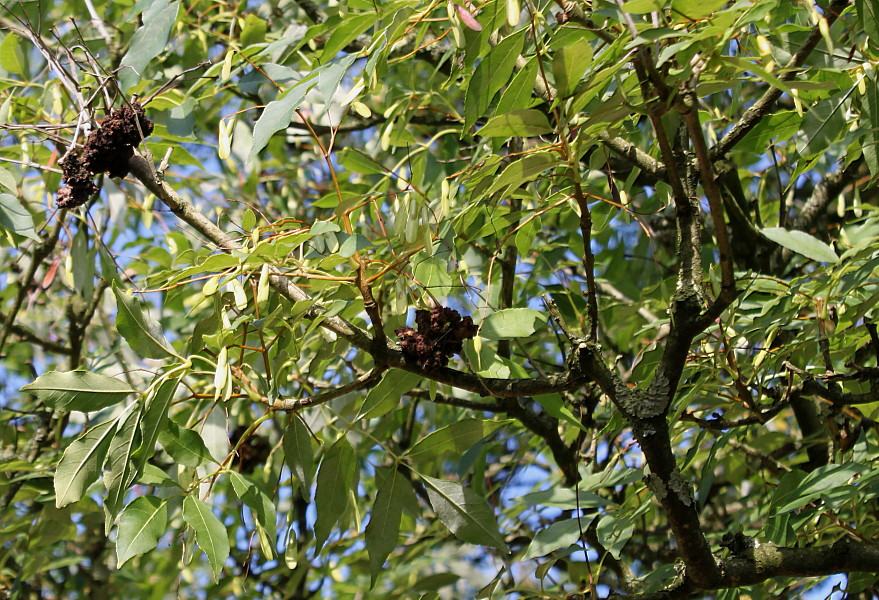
[126,152,590,400]
[605,14,729,588]
[611,539,879,600]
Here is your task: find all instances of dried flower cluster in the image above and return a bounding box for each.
[57,103,153,209]
[395,307,478,371]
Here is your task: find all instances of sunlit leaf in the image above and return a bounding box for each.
[22,371,135,413]
[761,227,838,263]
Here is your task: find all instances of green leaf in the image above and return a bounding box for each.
[858,0,879,51]
[112,283,174,359]
[519,488,609,510]
[465,31,525,128]
[405,419,507,462]
[158,421,217,467]
[422,475,508,550]
[861,76,879,176]
[552,37,593,98]
[797,92,849,157]
[283,416,315,491]
[486,152,561,196]
[319,54,358,105]
[119,1,181,89]
[479,308,547,340]
[104,406,143,532]
[670,0,726,18]
[314,436,357,551]
[522,516,596,560]
[358,369,423,421]
[0,193,40,242]
[621,0,663,14]
[0,166,17,193]
[596,513,634,560]
[413,256,454,296]
[772,463,863,514]
[760,227,838,263]
[248,76,320,163]
[739,111,802,150]
[21,371,136,413]
[182,495,230,582]
[240,14,267,46]
[116,495,168,566]
[132,377,178,478]
[0,33,26,76]
[478,110,553,138]
[54,419,118,507]
[533,394,590,433]
[496,58,539,115]
[365,468,407,586]
[229,471,278,559]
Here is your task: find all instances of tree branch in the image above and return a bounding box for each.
[127,152,594,399]
[611,539,879,599]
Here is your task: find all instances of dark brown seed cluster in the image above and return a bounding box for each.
[56,103,153,209]
[395,306,478,371]
[230,425,271,474]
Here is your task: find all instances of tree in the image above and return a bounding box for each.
[0,0,878,597]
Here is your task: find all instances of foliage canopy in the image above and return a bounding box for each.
[1,0,879,598]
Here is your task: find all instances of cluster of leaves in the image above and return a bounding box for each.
[0,0,878,599]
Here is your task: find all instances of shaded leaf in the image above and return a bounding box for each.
[132,377,178,478]
[464,31,524,128]
[523,516,596,560]
[158,421,216,467]
[119,1,180,89]
[797,92,849,157]
[113,283,174,359]
[552,37,592,98]
[248,76,320,162]
[229,471,278,559]
[104,406,143,532]
[183,495,230,582]
[365,468,408,586]
[772,463,863,514]
[405,419,507,462]
[116,495,168,566]
[486,152,560,196]
[413,256,454,296]
[283,416,315,491]
[358,369,422,421]
[0,193,39,242]
[54,419,117,507]
[422,475,507,550]
[314,436,356,550]
[519,488,609,510]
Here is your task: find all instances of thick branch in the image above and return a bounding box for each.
[611,539,879,599]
